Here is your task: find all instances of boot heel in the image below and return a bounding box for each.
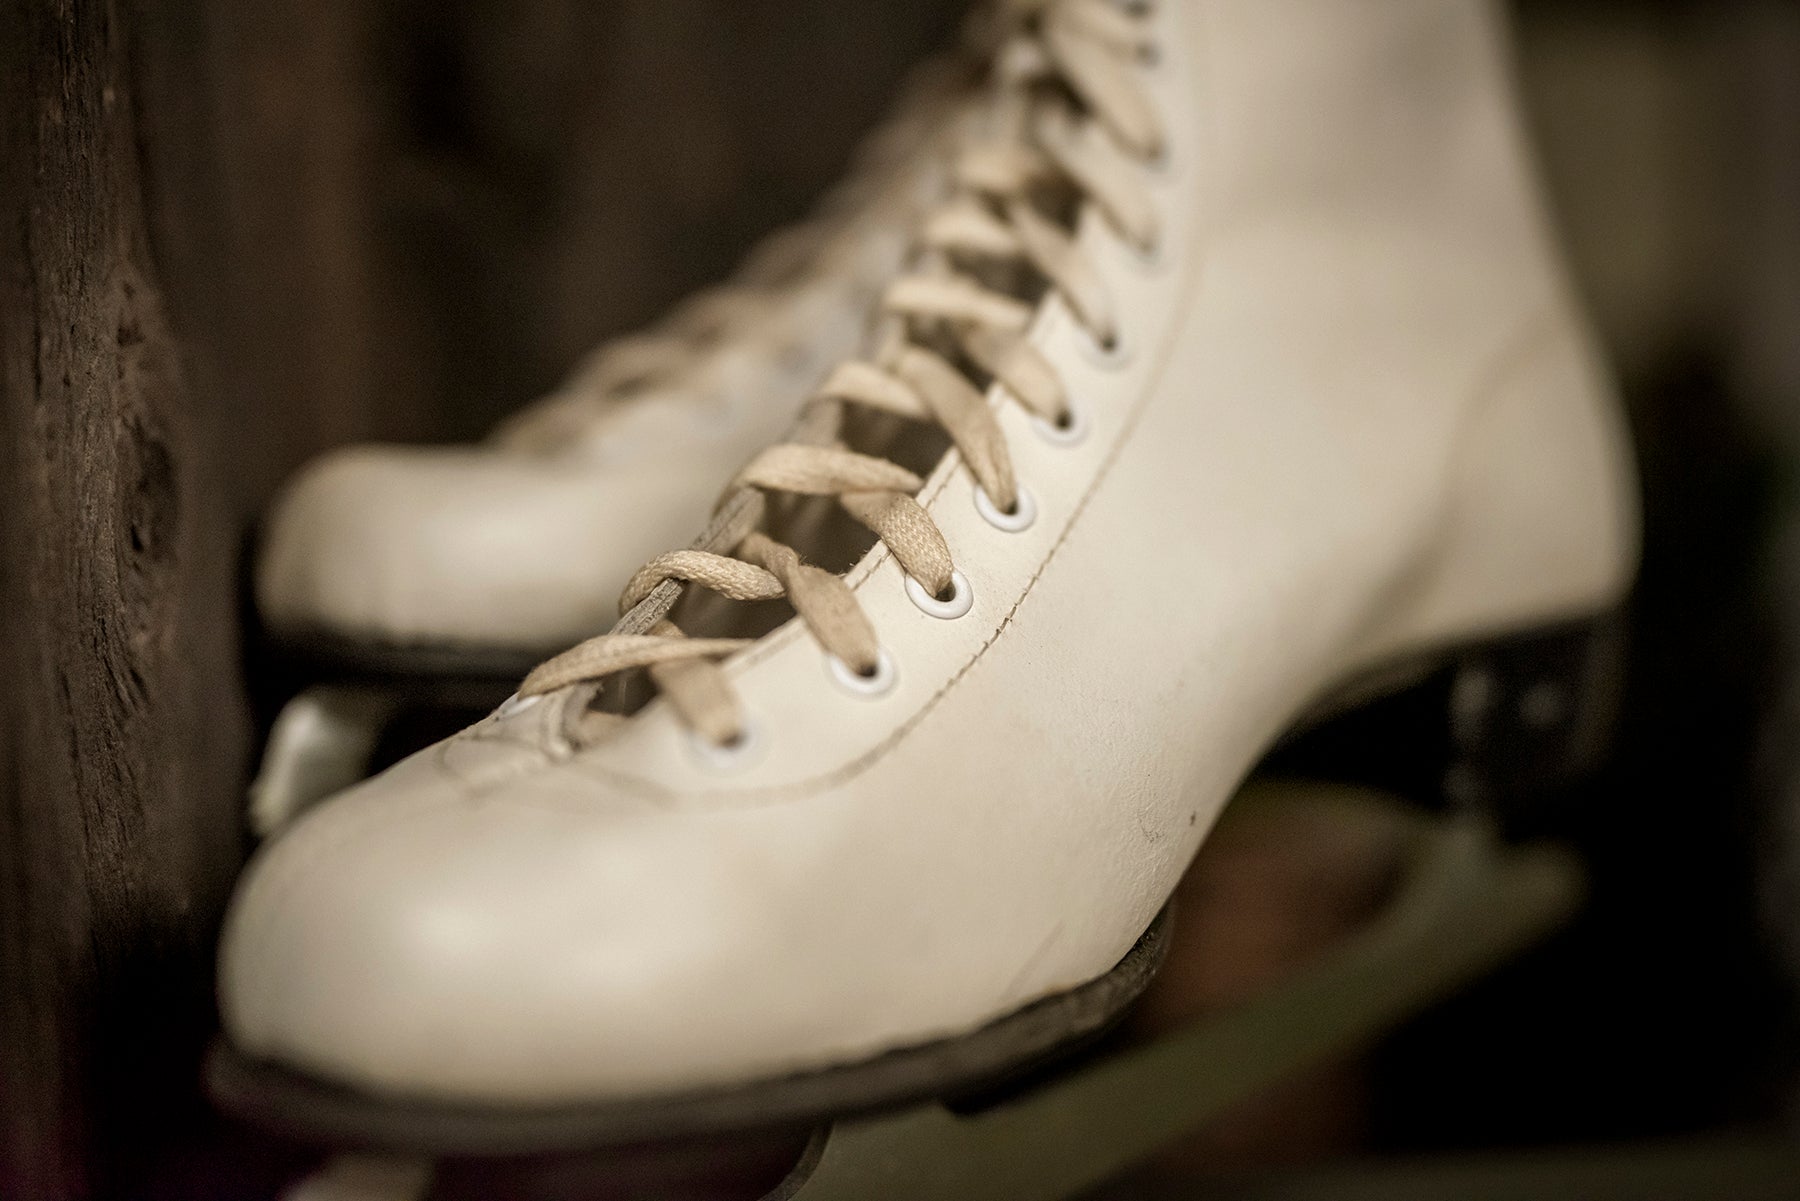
[1440,612,1627,835]
[1270,612,1627,836]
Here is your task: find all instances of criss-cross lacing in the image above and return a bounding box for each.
[518,0,1165,748]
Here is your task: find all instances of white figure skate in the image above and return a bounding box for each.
[218,0,1637,1194]
[249,48,988,833]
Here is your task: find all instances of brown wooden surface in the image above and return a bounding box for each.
[0,4,247,1197]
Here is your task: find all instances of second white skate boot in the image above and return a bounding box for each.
[248,49,992,829]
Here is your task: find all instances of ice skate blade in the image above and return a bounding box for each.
[252,643,550,833]
[772,811,1583,1201]
[250,686,403,836]
[1274,609,1626,838]
[205,907,1172,1158]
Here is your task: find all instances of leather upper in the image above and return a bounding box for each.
[221,0,1639,1105]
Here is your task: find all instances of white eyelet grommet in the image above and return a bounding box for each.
[906,568,974,620]
[1032,397,1090,447]
[827,647,898,697]
[686,718,764,772]
[975,482,1037,533]
[1078,322,1131,371]
[494,692,542,720]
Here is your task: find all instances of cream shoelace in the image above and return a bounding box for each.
[495,53,974,455]
[520,0,1164,748]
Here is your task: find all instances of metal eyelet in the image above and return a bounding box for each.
[827,647,898,698]
[1032,397,1090,447]
[905,569,974,620]
[974,482,1037,533]
[1078,320,1132,371]
[685,718,764,772]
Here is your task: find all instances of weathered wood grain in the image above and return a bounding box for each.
[0,2,250,1197]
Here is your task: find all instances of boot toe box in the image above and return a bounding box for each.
[217,759,863,1104]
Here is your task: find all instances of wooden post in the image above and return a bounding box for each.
[0,2,255,1197]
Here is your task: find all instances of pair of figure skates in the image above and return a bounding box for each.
[214,2,1638,1196]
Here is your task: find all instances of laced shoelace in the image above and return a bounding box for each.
[518,0,1165,748]
[493,52,977,455]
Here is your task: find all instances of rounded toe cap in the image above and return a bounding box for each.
[217,777,818,1104]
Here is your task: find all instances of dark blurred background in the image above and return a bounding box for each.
[3,2,1799,1198]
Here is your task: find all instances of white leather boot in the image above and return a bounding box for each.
[255,52,979,673]
[215,0,1637,1153]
